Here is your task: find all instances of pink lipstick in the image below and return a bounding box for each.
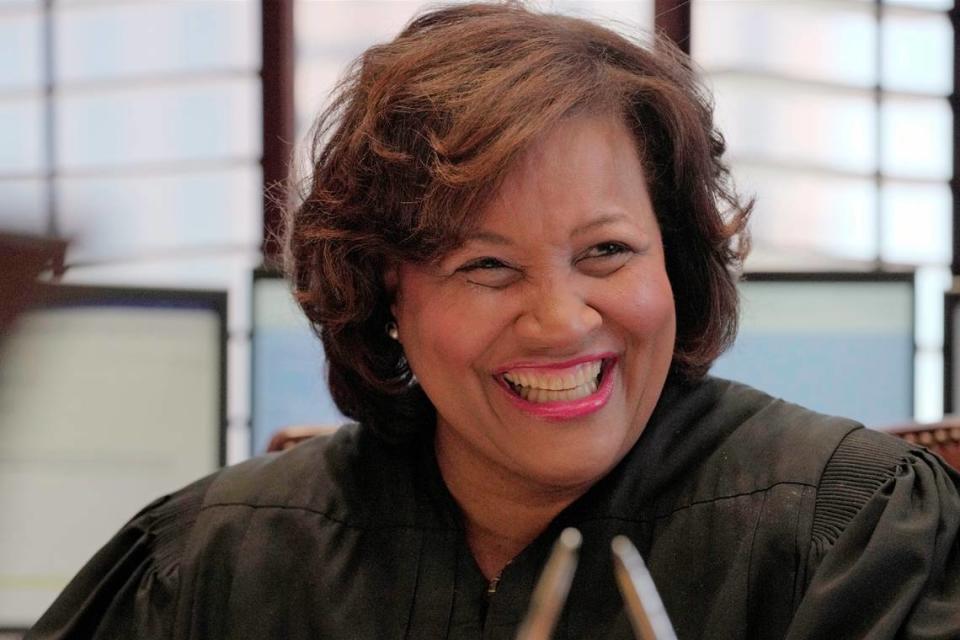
[495,356,616,420]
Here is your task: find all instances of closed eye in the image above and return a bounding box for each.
[460,257,509,271]
[582,242,631,259]
[456,257,521,288]
[577,241,634,276]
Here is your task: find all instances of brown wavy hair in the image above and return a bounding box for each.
[286,2,751,439]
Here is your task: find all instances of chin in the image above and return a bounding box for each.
[519,438,630,491]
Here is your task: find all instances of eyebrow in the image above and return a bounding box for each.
[570,212,632,236]
[462,212,634,246]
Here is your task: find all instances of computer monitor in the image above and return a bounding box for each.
[251,270,345,455]
[0,284,226,630]
[710,272,915,428]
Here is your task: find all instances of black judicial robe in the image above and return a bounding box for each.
[28,378,960,639]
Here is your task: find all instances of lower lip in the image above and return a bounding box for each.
[497,358,616,420]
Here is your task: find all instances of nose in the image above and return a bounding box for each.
[513,279,602,346]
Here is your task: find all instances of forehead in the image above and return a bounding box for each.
[470,113,654,236]
[517,112,641,174]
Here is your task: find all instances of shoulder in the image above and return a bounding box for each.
[672,376,866,495]
[790,429,960,636]
[698,378,941,540]
[811,426,944,553]
[198,423,427,528]
[601,376,869,520]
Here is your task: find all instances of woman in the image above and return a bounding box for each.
[30,3,959,639]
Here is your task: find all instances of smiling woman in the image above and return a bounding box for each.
[28,3,960,640]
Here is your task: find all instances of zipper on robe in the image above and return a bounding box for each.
[487,572,502,597]
[478,570,504,634]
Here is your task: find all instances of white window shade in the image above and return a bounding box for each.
[57,165,263,262]
[735,163,879,263]
[882,9,954,95]
[711,76,878,173]
[0,9,43,91]
[0,179,46,233]
[693,1,878,87]
[53,0,260,84]
[881,96,953,180]
[0,98,45,173]
[881,181,952,264]
[56,77,262,171]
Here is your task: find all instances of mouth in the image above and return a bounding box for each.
[500,359,608,403]
[494,356,616,419]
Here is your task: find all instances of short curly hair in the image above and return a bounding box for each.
[286,2,751,440]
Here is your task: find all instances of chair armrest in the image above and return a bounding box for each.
[266,424,341,452]
[887,419,960,472]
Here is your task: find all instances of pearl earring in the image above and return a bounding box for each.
[386,321,399,341]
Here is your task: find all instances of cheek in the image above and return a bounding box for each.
[607,270,676,339]
[415,309,476,366]
[397,286,511,378]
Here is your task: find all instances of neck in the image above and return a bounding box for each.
[435,430,589,581]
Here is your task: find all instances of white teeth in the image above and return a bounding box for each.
[503,361,601,390]
[504,360,604,403]
[516,379,599,403]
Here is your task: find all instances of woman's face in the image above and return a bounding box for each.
[390,114,676,494]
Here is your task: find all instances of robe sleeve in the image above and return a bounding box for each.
[25,474,214,640]
[787,428,960,639]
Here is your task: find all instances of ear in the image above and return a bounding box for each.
[383,263,400,318]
